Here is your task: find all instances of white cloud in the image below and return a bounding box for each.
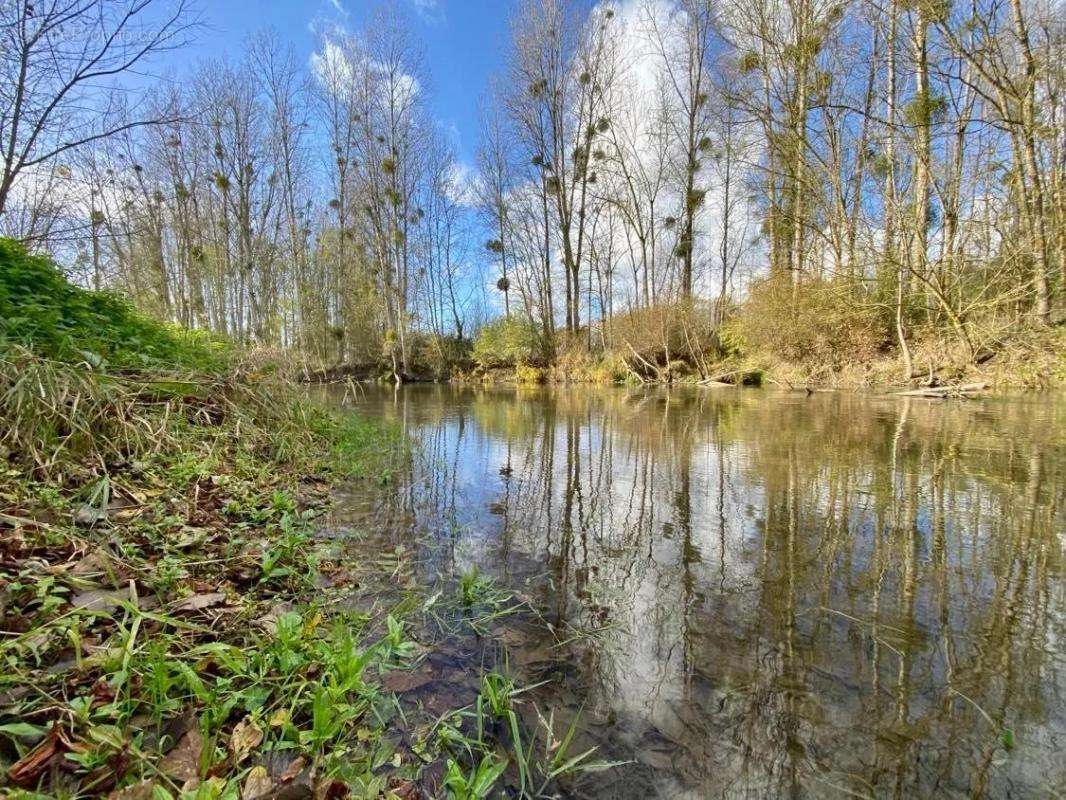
[309,33,421,103]
[445,162,479,207]
[411,0,445,23]
[309,37,352,86]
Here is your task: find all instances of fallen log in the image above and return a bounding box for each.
[893,382,987,398]
[698,369,763,387]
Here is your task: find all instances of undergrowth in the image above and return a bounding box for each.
[0,239,227,371]
[0,341,412,796]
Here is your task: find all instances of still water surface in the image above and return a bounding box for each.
[337,386,1064,799]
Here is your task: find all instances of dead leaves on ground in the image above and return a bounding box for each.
[229,715,264,765]
[242,765,273,799]
[158,725,204,784]
[6,723,65,786]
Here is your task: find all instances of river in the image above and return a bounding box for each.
[328,385,1064,799]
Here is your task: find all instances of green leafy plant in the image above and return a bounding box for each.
[444,754,509,799]
[0,237,227,370]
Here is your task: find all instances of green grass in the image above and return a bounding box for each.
[431,668,622,799]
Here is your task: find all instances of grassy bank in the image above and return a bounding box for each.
[0,243,611,799]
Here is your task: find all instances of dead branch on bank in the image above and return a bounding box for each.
[891,382,988,398]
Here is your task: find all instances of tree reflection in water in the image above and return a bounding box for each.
[343,386,1065,799]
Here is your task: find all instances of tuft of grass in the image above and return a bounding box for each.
[0,344,402,484]
[431,667,623,799]
[458,566,494,608]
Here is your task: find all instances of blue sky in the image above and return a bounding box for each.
[166,0,514,165]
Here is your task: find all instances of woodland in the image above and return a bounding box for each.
[2,0,1063,385]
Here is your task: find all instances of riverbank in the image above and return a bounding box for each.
[0,346,403,797]
[441,323,1066,391]
[748,323,1066,390]
[1,359,617,799]
[310,318,1065,392]
[0,245,611,798]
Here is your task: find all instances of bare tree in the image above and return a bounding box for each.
[477,96,514,318]
[645,0,717,299]
[0,0,197,223]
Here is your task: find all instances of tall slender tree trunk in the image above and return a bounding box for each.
[1009,0,1051,322]
[886,0,913,379]
[789,0,810,295]
[911,5,931,318]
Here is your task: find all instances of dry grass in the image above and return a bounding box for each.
[752,324,1066,389]
[0,345,352,480]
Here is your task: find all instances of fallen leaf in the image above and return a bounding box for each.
[279,756,307,783]
[242,765,273,799]
[173,527,208,548]
[159,726,203,783]
[229,716,263,764]
[7,723,62,786]
[91,679,116,709]
[170,592,227,612]
[386,777,422,800]
[256,602,294,634]
[72,586,158,613]
[69,550,113,578]
[72,586,132,612]
[108,778,157,800]
[381,669,433,693]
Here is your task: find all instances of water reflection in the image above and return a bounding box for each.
[348,386,1065,799]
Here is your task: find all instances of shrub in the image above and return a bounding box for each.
[586,353,629,384]
[472,317,540,368]
[515,363,545,384]
[408,332,472,376]
[550,329,597,377]
[737,276,887,366]
[0,237,227,370]
[605,301,719,367]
